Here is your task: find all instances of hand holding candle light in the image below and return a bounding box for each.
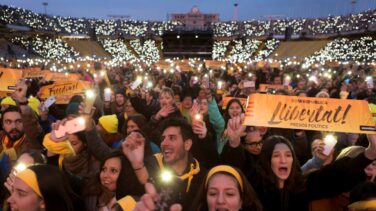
[323,134,337,156]
[84,89,97,114]
[104,88,111,102]
[284,75,291,86]
[217,81,223,90]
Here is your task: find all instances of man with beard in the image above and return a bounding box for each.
[0,79,43,171]
[0,79,44,204]
[120,117,208,210]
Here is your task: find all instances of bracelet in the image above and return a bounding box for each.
[133,164,145,171]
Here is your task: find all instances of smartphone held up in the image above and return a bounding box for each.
[54,117,86,138]
[84,89,97,114]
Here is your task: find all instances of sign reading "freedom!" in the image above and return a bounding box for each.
[243,93,376,134]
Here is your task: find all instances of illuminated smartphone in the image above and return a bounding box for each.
[84,90,96,114]
[42,96,56,111]
[323,134,337,156]
[55,117,86,138]
[104,88,111,102]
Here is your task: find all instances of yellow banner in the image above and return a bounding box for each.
[205,60,226,69]
[259,84,292,92]
[22,68,49,78]
[222,97,248,110]
[0,68,23,92]
[0,92,12,98]
[54,94,85,104]
[243,94,376,134]
[39,81,92,103]
[44,72,81,81]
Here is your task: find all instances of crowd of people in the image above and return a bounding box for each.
[1,4,375,38]
[0,3,376,211]
[0,59,376,211]
[4,34,375,66]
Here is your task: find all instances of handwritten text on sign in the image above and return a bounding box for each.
[243,94,376,134]
[39,81,92,100]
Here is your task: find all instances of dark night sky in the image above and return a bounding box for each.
[1,0,376,21]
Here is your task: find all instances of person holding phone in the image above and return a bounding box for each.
[189,98,218,169]
[43,120,100,179]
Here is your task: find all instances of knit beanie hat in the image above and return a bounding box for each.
[99,114,118,134]
[65,102,80,117]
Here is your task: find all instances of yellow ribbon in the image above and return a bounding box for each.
[154,153,200,192]
[117,196,136,211]
[205,165,244,192]
[348,199,376,210]
[43,133,75,169]
[1,134,26,162]
[17,168,43,198]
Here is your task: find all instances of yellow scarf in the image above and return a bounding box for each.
[1,134,26,162]
[43,133,76,169]
[154,153,200,192]
[348,199,376,210]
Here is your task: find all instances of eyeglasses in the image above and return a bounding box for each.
[244,141,263,148]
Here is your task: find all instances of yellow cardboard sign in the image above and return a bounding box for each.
[259,84,292,92]
[53,94,85,104]
[0,68,23,92]
[243,94,376,134]
[205,60,226,69]
[44,72,81,81]
[39,80,92,104]
[22,68,49,78]
[222,97,248,110]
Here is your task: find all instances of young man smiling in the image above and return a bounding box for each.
[121,117,207,210]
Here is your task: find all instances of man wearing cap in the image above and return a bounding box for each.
[96,114,123,146]
[119,117,207,210]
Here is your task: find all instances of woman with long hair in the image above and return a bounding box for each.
[7,164,75,211]
[250,135,376,211]
[83,151,123,211]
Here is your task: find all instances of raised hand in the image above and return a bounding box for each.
[133,183,182,211]
[312,139,331,162]
[78,102,96,117]
[156,105,176,120]
[366,132,376,160]
[122,131,145,169]
[38,103,49,121]
[4,170,16,193]
[189,101,200,119]
[192,120,207,139]
[11,79,28,103]
[50,119,68,142]
[226,116,246,148]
